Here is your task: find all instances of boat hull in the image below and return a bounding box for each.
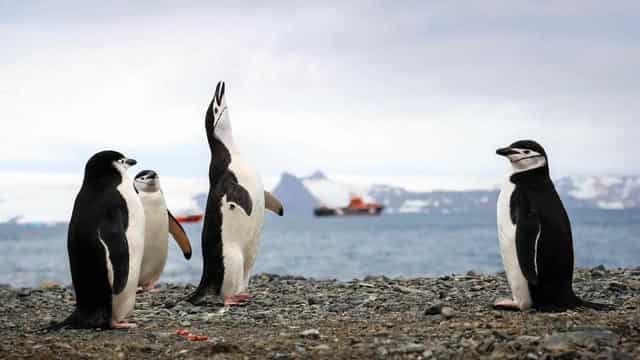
[313,206,383,217]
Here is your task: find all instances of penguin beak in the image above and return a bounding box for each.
[496,147,518,157]
[125,159,138,167]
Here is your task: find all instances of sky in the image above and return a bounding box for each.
[1,1,639,216]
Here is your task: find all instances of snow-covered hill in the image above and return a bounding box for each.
[2,171,639,222]
[272,172,640,216]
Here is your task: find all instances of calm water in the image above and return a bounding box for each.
[1,209,639,287]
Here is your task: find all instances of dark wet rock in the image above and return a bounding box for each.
[424,303,456,319]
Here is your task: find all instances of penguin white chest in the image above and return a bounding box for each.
[497,179,532,309]
[219,155,265,295]
[138,191,169,286]
[112,179,145,321]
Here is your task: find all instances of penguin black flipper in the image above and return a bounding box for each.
[265,191,284,216]
[223,173,253,216]
[168,210,193,260]
[512,188,541,286]
[98,208,130,295]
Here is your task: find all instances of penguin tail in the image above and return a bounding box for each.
[570,291,614,311]
[576,298,615,311]
[165,287,206,309]
[37,314,74,333]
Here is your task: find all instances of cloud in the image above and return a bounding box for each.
[1,1,639,183]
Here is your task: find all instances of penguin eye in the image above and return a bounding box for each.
[523,150,531,154]
[230,204,236,210]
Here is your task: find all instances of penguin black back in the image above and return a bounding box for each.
[46,151,136,330]
[497,140,612,311]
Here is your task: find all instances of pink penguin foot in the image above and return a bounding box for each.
[110,320,137,329]
[493,298,521,311]
[223,296,241,306]
[223,294,251,306]
[234,293,251,301]
[137,283,160,293]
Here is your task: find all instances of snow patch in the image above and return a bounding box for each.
[597,201,625,210]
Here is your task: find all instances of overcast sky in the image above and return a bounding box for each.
[1,1,639,191]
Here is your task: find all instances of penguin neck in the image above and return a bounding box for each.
[83,170,122,191]
[510,166,551,186]
[215,130,238,154]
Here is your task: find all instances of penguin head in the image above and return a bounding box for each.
[206,81,232,140]
[496,140,548,173]
[84,150,137,184]
[134,170,161,193]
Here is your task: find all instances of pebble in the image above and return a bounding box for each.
[300,329,320,339]
[313,344,330,351]
[390,343,426,354]
[2,267,638,359]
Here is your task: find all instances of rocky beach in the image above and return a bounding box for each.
[1,266,638,359]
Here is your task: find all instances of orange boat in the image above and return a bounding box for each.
[314,196,384,217]
[174,214,204,223]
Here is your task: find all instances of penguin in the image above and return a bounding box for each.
[184,81,284,307]
[46,150,145,330]
[134,170,193,292]
[494,140,611,311]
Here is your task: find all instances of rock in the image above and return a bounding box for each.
[313,344,330,351]
[476,340,495,353]
[516,335,541,344]
[54,342,73,350]
[272,352,291,359]
[441,307,456,319]
[390,343,426,354]
[543,330,620,352]
[376,347,388,356]
[307,296,322,305]
[600,350,634,360]
[424,303,455,319]
[300,329,320,339]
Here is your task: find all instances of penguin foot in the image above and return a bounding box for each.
[137,284,160,293]
[110,320,137,329]
[223,294,250,306]
[493,298,521,311]
[234,293,251,301]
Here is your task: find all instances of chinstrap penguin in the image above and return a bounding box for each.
[495,140,611,311]
[183,81,284,307]
[134,170,192,292]
[45,150,145,330]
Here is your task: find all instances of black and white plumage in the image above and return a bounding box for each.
[495,140,611,311]
[134,170,192,292]
[183,81,283,307]
[46,150,145,330]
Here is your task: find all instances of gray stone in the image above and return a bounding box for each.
[313,344,330,351]
[390,343,426,354]
[543,330,620,352]
[300,329,320,339]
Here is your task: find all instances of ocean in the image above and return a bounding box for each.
[1,209,639,287]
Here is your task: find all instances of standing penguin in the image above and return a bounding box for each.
[184,81,284,306]
[134,170,193,292]
[495,140,610,311]
[47,150,145,330]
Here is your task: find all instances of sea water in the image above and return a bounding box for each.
[1,209,639,287]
